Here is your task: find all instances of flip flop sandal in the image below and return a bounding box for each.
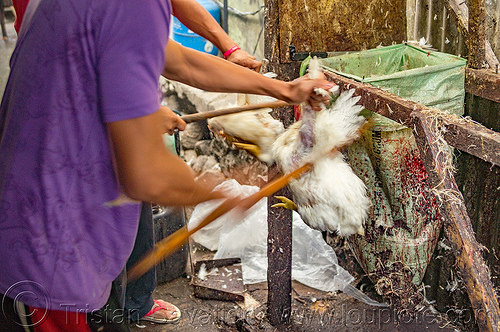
[140,299,181,324]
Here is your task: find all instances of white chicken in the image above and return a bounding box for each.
[207,77,284,164]
[271,58,370,236]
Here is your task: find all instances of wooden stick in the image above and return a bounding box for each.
[465,67,500,103]
[127,162,314,282]
[180,100,290,123]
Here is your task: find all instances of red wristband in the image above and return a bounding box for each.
[223,45,240,59]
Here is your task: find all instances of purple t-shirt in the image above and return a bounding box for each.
[0,0,171,311]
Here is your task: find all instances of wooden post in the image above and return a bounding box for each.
[446,0,499,69]
[468,0,486,69]
[266,168,293,325]
[264,0,296,325]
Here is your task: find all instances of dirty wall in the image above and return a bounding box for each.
[407,0,500,60]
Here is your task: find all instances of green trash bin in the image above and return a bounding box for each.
[309,44,467,287]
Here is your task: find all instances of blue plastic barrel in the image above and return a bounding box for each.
[172,0,221,56]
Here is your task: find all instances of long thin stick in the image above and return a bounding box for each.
[180,100,290,123]
[127,162,313,282]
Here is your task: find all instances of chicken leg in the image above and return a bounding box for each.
[271,195,298,210]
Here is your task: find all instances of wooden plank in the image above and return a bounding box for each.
[324,71,500,166]
[457,95,500,293]
[410,113,500,332]
[445,0,500,69]
[264,0,280,67]
[468,0,486,69]
[465,67,500,103]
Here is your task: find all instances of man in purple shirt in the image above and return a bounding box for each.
[9,0,262,325]
[0,1,179,330]
[0,0,333,330]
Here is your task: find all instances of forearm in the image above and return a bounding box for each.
[163,41,291,101]
[142,157,218,207]
[108,109,220,207]
[171,0,235,53]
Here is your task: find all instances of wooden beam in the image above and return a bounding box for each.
[468,0,486,69]
[267,168,293,326]
[445,0,499,69]
[324,70,500,331]
[324,71,500,166]
[465,68,500,103]
[264,0,293,326]
[411,113,500,332]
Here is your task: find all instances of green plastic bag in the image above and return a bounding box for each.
[318,43,467,130]
[303,45,466,286]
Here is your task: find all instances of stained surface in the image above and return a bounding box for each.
[278,0,406,61]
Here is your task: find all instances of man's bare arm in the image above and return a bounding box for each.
[163,40,333,110]
[107,108,222,206]
[171,0,261,71]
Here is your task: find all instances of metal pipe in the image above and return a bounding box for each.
[223,0,228,33]
[213,0,264,16]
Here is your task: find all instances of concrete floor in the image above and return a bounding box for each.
[129,277,458,332]
[0,11,17,96]
[129,244,459,332]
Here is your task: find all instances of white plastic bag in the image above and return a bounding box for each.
[188,179,264,251]
[188,180,386,306]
